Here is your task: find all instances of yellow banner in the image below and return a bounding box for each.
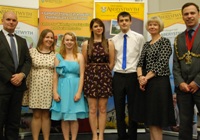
[96,2,144,21]
[148,10,184,28]
[39,0,93,37]
[0,6,38,27]
[40,0,91,8]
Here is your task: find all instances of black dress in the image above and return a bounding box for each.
[136,37,176,127]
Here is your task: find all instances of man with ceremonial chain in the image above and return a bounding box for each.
[173,2,200,140]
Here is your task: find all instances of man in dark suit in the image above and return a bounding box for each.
[173,2,200,140]
[0,11,31,140]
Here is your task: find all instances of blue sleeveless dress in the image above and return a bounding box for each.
[51,54,88,121]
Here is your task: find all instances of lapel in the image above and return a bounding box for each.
[179,32,188,53]
[0,31,13,58]
[191,28,200,52]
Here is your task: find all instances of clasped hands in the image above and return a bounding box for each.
[138,76,148,91]
[10,73,24,86]
[179,81,199,94]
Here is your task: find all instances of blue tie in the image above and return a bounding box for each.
[8,34,18,71]
[122,34,127,70]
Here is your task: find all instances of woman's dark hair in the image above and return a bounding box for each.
[37,29,55,52]
[88,18,108,56]
[117,11,132,22]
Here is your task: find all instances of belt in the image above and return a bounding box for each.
[88,63,108,65]
[114,72,137,76]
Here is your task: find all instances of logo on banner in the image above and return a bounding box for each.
[101,7,107,13]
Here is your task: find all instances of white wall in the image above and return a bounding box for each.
[0,0,38,9]
[2,0,200,14]
[148,0,200,13]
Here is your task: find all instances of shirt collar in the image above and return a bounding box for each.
[187,24,199,32]
[120,29,131,37]
[2,29,15,36]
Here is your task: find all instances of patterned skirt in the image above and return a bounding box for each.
[83,63,112,98]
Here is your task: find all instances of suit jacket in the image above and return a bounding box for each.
[0,30,31,93]
[173,27,200,95]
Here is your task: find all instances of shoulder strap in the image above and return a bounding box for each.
[87,39,90,55]
[56,53,64,61]
[86,39,92,64]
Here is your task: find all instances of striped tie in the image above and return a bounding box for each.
[8,33,18,71]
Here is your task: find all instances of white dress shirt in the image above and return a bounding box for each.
[112,29,145,73]
[2,29,19,62]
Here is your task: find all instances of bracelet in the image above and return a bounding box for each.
[137,75,142,79]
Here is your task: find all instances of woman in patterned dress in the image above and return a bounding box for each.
[26,29,55,140]
[136,16,175,140]
[82,18,115,140]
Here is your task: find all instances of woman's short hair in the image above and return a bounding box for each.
[146,16,164,32]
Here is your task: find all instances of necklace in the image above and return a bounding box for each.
[37,47,51,54]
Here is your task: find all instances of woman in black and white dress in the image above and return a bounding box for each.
[136,16,175,140]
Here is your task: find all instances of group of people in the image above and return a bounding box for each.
[0,2,200,140]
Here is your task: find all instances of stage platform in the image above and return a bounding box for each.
[19,129,198,140]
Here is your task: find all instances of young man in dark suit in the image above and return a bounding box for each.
[0,11,31,140]
[173,2,200,140]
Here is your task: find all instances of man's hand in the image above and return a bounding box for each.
[188,81,199,94]
[10,73,24,86]
[179,82,190,92]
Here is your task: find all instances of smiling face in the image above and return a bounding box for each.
[91,22,104,36]
[90,18,105,38]
[42,32,54,49]
[63,34,75,50]
[147,21,160,35]
[182,5,200,28]
[2,11,18,33]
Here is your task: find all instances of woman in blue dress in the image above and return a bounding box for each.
[51,32,88,140]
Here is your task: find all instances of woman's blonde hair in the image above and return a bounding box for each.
[146,16,164,32]
[59,32,78,59]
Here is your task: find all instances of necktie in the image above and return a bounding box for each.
[8,34,18,71]
[122,34,127,70]
[188,29,194,40]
